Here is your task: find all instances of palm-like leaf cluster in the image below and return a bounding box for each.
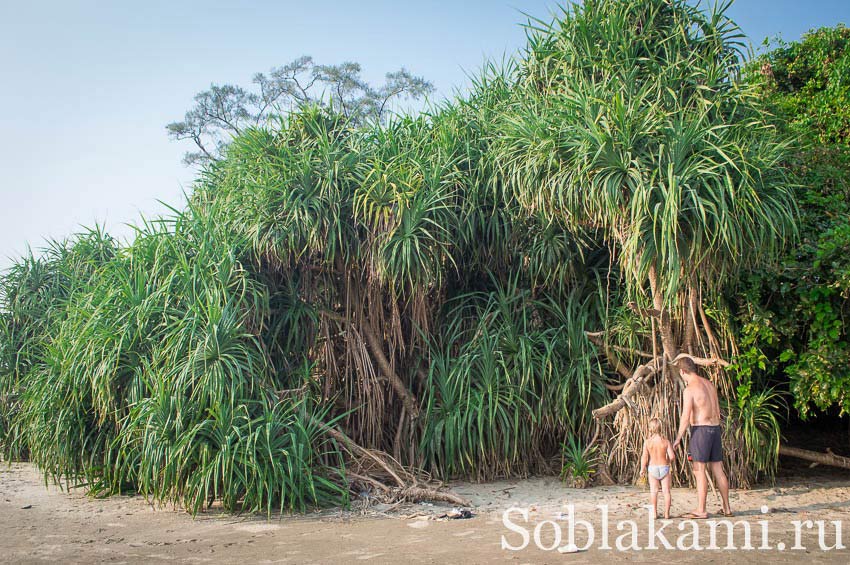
[420,280,608,479]
[497,0,795,301]
[3,217,345,514]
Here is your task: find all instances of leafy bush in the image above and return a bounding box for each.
[419,279,607,480]
[739,26,850,418]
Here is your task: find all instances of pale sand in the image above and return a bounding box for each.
[2,461,850,563]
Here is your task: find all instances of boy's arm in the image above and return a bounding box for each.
[666,441,675,463]
[640,442,648,475]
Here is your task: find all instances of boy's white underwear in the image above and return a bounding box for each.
[648,465,670,480]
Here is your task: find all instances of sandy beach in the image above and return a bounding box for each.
[2,461,850,563]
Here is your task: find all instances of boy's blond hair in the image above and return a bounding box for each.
[648,418,662,435]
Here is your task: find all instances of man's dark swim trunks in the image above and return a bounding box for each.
[690,425,723,463]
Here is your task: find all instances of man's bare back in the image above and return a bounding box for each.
[685,375,721,426]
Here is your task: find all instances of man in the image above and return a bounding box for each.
[672,357,733,518]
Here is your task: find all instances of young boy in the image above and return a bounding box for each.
[640,418,675,519]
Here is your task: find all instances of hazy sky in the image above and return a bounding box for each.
[1,0,849,270]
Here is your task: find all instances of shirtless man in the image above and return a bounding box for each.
[672,357,733,518]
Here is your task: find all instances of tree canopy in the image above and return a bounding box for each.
[167,56,434,165]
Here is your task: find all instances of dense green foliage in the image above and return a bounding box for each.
[0,0,811,513]
[500,0,795,302]
[758,26,850,144]
[737,25,850,418]
[0,223,347,514]
[1,88,612,513]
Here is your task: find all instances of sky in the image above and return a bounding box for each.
[1,0,849,270]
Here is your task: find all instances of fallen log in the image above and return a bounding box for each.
[779,445,850,470]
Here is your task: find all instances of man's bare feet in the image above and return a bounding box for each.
[680,511,709,519]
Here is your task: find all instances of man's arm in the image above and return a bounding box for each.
[674,389,692,449]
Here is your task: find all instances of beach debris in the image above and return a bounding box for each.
[439,508,474,520]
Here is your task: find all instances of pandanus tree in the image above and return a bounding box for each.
[493,0,795,484]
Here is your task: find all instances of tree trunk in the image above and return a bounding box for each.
[648,266,679,365]
[592,359,662,418]
[779,445,850,470]
[360,318,421,419]
[322,310,420,419]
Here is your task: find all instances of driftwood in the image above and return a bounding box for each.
[779,445,850,471]
[322,424,471,507]
[400,486,470,506]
